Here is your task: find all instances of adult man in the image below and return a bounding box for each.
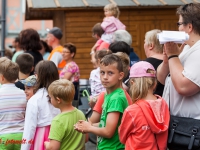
[47,27,66,73]
[143,29,164,96]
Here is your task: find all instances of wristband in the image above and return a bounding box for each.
[168,55,178,60]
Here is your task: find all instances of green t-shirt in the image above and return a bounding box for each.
[49,108,85,150]
[98,88,128,150]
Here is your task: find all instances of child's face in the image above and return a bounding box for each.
[48,94,59,108]
[100,63,124,92]
[104,9,112,17]
[24,86,34,100]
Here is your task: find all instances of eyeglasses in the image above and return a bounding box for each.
[177,22,185,26]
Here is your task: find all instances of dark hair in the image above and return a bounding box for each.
[92,23,104,37]
[0,57,19,82]
[40,40,52,53]
[16,53,34,75]
[34,60,59,92]
[177,3,200,35]
[100,54,123,73]
[109,41,130,56]
[95,49,112,61]
[14,37,20,43]
[5,48,13,60]
[63,43,76,58]
[19,28,42,52]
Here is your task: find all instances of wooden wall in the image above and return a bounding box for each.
[64,8,178,79]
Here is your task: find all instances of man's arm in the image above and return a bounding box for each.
[50,52,63,67]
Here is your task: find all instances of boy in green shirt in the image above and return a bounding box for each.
[44,79,86,150]
[75,54,128,150]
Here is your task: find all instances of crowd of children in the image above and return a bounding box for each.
[0,2,174,150]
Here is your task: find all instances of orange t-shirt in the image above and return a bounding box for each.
[93,89,132,114]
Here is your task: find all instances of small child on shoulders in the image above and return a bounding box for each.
[101,3,126,44]
[91,4,126,54]
[119,61,170,150]
[75,54,128,149]
[44,79,86,150]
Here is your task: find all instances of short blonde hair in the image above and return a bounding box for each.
[129,77,157,103]
[114,52,130,79]
[104,3,120,18]
[145,29,163,54]
[0,57,19,83]
[48,79,75,103]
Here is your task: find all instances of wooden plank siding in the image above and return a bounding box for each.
[64,8,178,79]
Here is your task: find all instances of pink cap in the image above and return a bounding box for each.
[129,61,156,78]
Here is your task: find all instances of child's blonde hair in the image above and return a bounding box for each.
[48,79,75,103]
[104,3,120,18]
[114,52,130,79]
[129,77,157,103]
[0,57,19,83]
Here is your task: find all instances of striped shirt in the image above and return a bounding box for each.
[0,83,27,135]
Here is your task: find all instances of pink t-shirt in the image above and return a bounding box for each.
[101,16,126,33]
[59,61,80,82]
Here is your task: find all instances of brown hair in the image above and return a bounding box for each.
[63,43,76,58]
[5,48,13,60]
[0,57,19,83]
[34,60,59,92]
[104,3,120,18]
[16,53,34,75]
[95,49,112,61]
[19,28,42,52]
[114,52,130,79]
[48,79,75,103]
[177,3,200,35]
[92,23,104,37]
[100,54,123,73]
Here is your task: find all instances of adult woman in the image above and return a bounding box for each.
[60,43,80,101]
[19,28,43,68]
[157,3,200,119]
[60,43,80,82]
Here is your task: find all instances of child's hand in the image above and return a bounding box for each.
[89,100,96,109]
[44,141,50,149]
[75,120,91,133]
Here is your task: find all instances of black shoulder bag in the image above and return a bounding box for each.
[168,83,200,150]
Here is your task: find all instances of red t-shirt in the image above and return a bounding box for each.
[93,89,132,114]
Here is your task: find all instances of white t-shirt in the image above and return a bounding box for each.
[163,40,200,119]
[50,52,63,67]
[21,88,60,150]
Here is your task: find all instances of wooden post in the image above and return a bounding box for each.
[53,11,66,45]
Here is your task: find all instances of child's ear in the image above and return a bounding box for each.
[56,97,61,104]
[119,72,124,81]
